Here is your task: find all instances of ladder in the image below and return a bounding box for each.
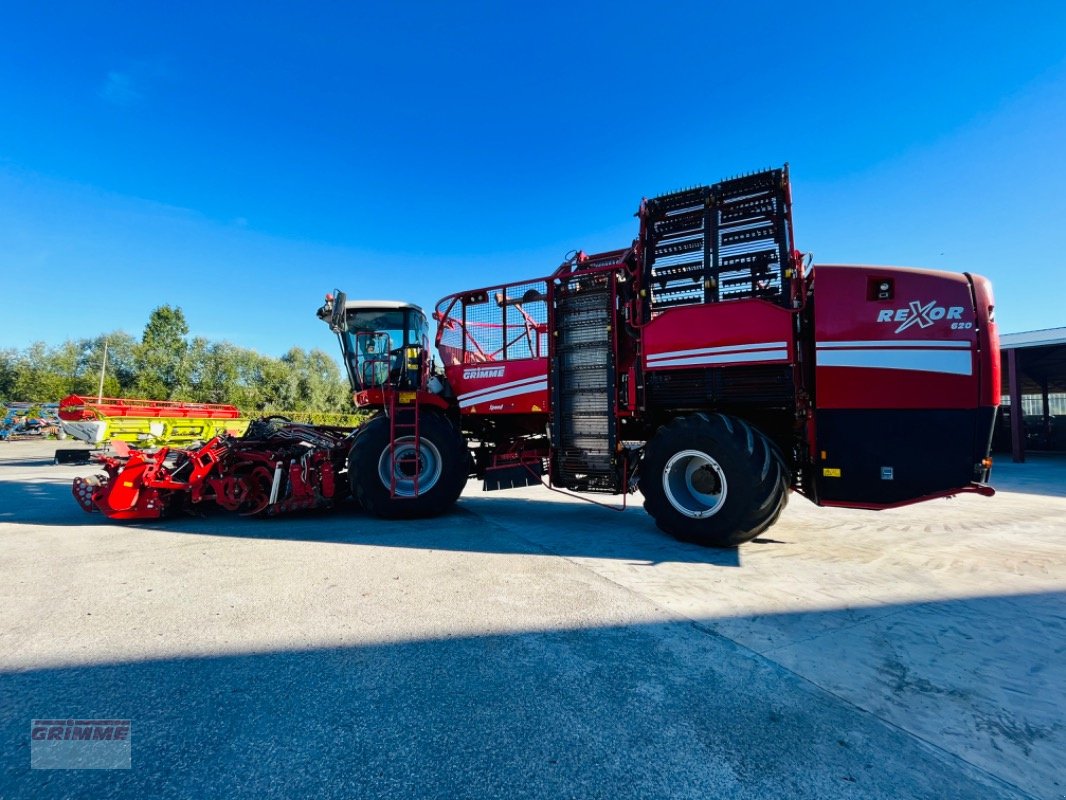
[387,389,422,498]
[384,342,432,500]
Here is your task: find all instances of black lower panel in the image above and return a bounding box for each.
[646,365,793,408]
[815,407,995,506]
[483,461,544,491]
[54,448,94,464]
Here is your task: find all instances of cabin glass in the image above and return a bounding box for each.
[339,307,428,392]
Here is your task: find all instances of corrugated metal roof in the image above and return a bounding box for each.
[1000,327,1066,350]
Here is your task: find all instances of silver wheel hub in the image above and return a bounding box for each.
[378,436,443,497]
[662,449,727,518]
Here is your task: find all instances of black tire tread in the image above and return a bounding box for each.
[349,413,468,519]
[639,413,789,547]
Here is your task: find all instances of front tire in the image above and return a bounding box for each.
[639,413,789,547]
[349,413,468,519]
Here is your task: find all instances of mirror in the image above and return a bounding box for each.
[330,290,348,333]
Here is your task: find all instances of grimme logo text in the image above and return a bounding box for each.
[31,720,130,741]
[463,366,505,379]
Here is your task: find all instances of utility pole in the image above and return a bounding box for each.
[97,338,109,402]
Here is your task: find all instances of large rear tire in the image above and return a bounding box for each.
[349,413,468,519]
[639,413,789,547]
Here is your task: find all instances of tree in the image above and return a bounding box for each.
[0,349,18,403]
[81,332,138,397]
[0,306,354,413]
[202,341,244,405]
[50,340,83,394]
[10,343,61,401]
[259,355,298,412]
[135,305,190,399]
[280,347,350,412]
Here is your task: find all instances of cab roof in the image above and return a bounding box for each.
[342,300,424,313]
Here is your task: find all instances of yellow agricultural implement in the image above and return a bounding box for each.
[58,395,249,446]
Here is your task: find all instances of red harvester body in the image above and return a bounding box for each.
[75,166,999,547]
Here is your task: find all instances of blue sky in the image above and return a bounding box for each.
[1,2,1065,357]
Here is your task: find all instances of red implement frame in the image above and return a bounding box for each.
[73,422,353,520]
[59,395,241,421]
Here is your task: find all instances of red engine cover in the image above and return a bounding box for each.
[812,265,985,410]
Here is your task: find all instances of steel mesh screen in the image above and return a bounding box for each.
[435,280,549,363]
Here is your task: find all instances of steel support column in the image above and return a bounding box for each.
[1041,377,1051,448]
[1007,348,1025,463]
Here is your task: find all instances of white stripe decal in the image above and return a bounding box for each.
[817,339,971,349]
[458,375,544,402]
[647,341,788,363]
[816,348,972,376]
[459,380,548,408]
[646,349,789,368]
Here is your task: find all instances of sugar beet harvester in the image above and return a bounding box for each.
[74,167,999,547]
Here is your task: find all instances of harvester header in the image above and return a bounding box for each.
[59,394,248,446]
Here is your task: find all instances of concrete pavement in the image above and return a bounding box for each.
[1,440,1063,798]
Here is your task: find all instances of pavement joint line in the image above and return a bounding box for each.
[467,502,1038,800]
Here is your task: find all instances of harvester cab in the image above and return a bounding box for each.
[319,295,431,396]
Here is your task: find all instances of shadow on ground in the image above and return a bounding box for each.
[988,453,1066,498]
[0,478,744,567]
[0,458,69,468]
[5,593,1062,800]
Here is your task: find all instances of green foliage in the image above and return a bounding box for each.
[271,410,367,428]
[1,306,353,415]
[0,348,19,403]
[135,305,190,399]
[11,342,77,401]
[91,332,138,394]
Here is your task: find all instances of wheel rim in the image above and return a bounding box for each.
[378,436,443,497]
[662,449,727,518]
